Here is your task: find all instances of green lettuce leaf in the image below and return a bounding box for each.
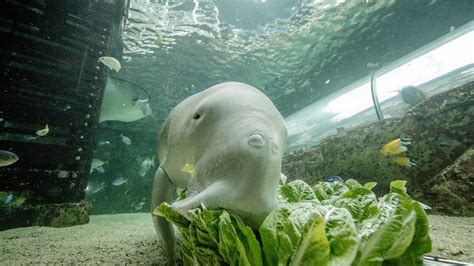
[383,202,431,266]
[390,180,408,194]
[354,193,417,266]
[153,202,190,228]
[389,180,432,256]
[401,202,432,257]
[319,206,359,266]
[330,187,379,226]
[344,179,363,189]
[218,211,263,266]
[290,214,329,266]
[155,203,222,265]
[187,207,221,248]
[260,202,330,266]
[280,179,319,203]
[364,182,377,191]
[383,181,432,266]
[312,181,349,201]
[154,203,262,266]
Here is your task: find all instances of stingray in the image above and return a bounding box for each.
[99,77,153,123]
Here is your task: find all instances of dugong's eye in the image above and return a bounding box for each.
[193,113,202,120]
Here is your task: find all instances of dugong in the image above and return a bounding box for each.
[151,82,287,263]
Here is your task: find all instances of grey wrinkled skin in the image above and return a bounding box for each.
[150,82,287,264]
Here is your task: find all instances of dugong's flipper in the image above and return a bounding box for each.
[171,182,230,216]
[151,167,175,265]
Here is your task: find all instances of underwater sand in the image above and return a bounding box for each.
[0,213,472,264]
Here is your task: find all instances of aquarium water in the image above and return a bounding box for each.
[0,0,473,265]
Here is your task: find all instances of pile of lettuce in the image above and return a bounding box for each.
[154,176,432,266]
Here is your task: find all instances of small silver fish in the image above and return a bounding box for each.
[24,135,39,140]
[91,186,104,194]
[35,124,49,137]
[86,181,105,194]
[0,150,19,167]
[96,166,106,174]
[97,140,110,145]
[112,176,128,186]
[120,134,132,145]
[90,158,106,173]
[98,56,121,72]
[92,182,105,193]
[139,156,154,177]
[5,194,15,204]
[134,201,146,210]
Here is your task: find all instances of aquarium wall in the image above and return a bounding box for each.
[0,0,125,229]
[286,21,474,151]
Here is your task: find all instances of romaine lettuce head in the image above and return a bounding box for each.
[153,178,431,266]
[154,202,262,266]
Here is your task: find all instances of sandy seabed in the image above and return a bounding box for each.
[0,213,473,264]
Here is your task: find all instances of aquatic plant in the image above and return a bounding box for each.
[154,177,431,266]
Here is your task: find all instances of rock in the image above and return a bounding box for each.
[0,200,90,230]
[449,247,464,256]
[412,147,474,216]
[282,81,474,213]
[38,201,91,228]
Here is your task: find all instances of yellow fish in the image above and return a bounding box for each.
[380,138,411,157]
[181,163,196,177]
[389,157,417,168]
[35,124,49,137]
